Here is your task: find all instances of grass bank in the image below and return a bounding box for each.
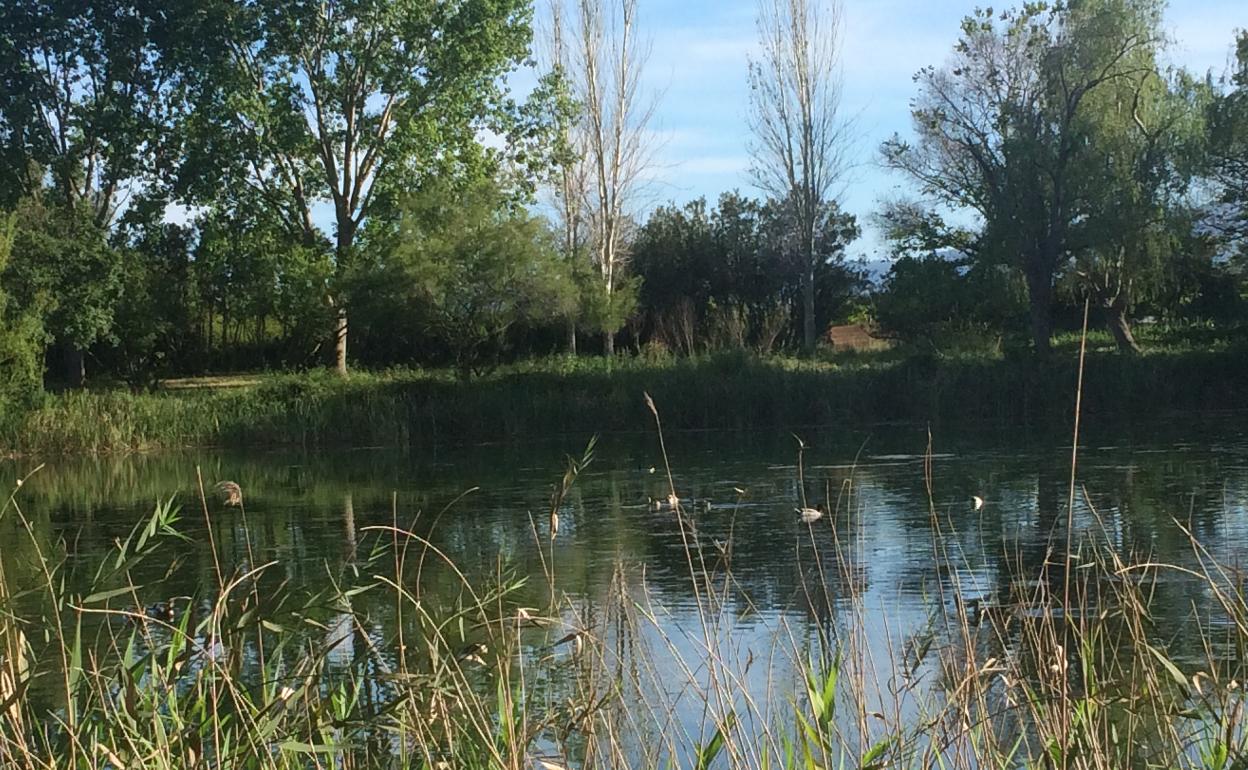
[3,334,1248,456]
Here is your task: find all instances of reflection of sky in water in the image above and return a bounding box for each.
[3,418,1248,753]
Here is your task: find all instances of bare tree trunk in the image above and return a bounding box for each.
[1104,305,1139,353]
[748,0,849,357]
[802,259,817,354]
[568,0,655,358]
[334,307,349,375]
[567,319,578,355]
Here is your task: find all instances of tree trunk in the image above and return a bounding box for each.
[1102,298,1140,354]
[604,329,615,356]
[566,319,578,355]
[333,220,357,376]
[801,264,816,354]
[334,307,348,375]
[64,347,85,389]
[1024,267,1054,356]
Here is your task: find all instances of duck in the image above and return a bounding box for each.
[795,504,824,523]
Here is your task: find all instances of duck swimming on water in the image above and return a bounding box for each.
[795,504,824,523]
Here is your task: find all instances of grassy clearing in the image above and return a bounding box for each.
[3,326,1248,456]
[2,400,1248,768]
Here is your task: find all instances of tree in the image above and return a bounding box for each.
[192,207,333,369]
[882,0,1165,354]
[1065,35,1208,352]
[874,200,1026,347]
[1208,32,1248,259]
[558,0,657,356]
[0,0,176,220]
[0,214,44,409]
[387,178,576,373]
[173,0,537,374]
[748,0,853,353]
[631,192,861,353]
[0,0,175,382]
[5,197,122,387]
[541,0,592,355]
[105,203,197,386]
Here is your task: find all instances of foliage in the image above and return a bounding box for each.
[1207,32,1248,262]
[0,213,44,411]
[170,0,543,371]
[0,0,177,221]
[192,207,334,369]
[882,0,1174,353]
[5,197,123,378]
[6,339,1248,455]
[383,178,576,372]
[632,192,863,354]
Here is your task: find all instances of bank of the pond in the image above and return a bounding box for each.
[3,348,1247,455]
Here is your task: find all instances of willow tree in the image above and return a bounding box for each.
[1209,32,1248,251]
[173,0,535,374]
[883,0,1165,354]
[748,0,852,353]
[1071,52,1206,352]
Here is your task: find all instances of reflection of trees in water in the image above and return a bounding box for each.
[6,433,1248,743]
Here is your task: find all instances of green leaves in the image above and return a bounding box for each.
[381,175,577,371]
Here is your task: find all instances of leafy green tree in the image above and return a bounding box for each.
[883,0,1166,354]
[1065,40,1209,351]
[384,178,576,373]
[632,192,861,353]
[0,214,44,409]
[1208,32,1248,265]
[105,204,197,386]
[6,197,122,387]
[0,0,176,382]
[759,196,864,338]
[874,201,1026,348]
[171,0,541,374]
[0,0,176,221]
[193,208,333,369]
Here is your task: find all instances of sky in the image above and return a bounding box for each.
[630,0,1243,267]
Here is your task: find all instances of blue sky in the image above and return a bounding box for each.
[631,0,1243,266]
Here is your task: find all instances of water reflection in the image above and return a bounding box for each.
[2,420,1248,760]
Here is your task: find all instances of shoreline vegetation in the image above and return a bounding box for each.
[4,328,1247,457]
[3,407,1248,768]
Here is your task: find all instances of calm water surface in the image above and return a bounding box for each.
[4,417,1248,755]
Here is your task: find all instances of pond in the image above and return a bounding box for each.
[3,415,1248,766]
